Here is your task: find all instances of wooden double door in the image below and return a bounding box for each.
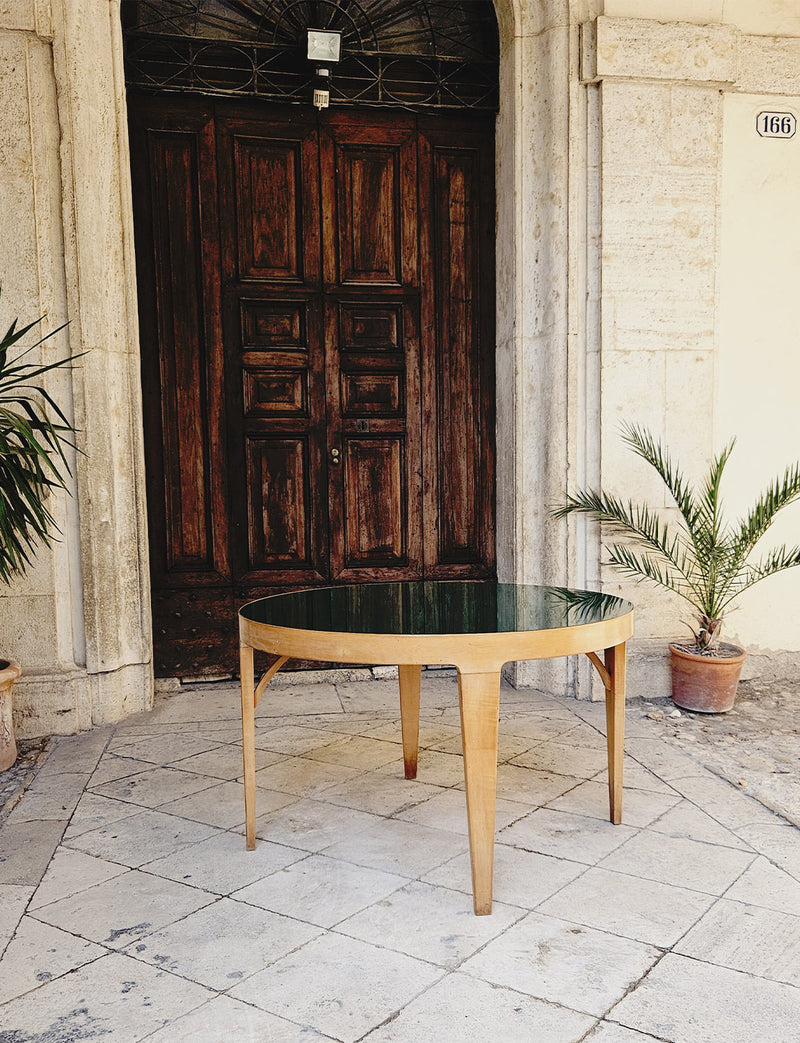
[129,96,496,676]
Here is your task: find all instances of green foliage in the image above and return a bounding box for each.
[553,424,800,651]
[0,298,80,584]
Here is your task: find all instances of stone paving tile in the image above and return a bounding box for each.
[422,844,587,909]
[723,854,800,916]
[428,731,534,762]
[511,741,609,778]
[5,771,92,822]
[596,830,756,895]
[88,754,154,788]
[64,808,221,868]
[32,869,214,948]
[0,884,35,954]
[60,791,141,840]
[229,932,443,1043]
[671,773,786,831]
[315,768,446,817]
[583,1023,666,1042]
[675,898,800,987]
[321,817,469,880]
[145,828,305,895]
[251,755,365,798]
[126,897,322,991]
[35,727,112,775]
[29,847,129,910]
[91,765,220,809]
[538,867,716,948]
[545,779,681,828]
[337,880,526,969]
[622,737,712,782]
[168,743,279,779]
[380,747,467,787]
[143,994,330,1042]
[255,797,385,853]
[252,724,346,756]
[460,911,660,1017]
[255,683,343,717]
[645,798,755,850]
[498,807,638,865]
[732,820,800,882]
[233,853,408,928]
[393,787,528,836]
[0,950,213,1043]
[0,916,105,1004]
[454,763,583,806]
[0,818,67,886]
[609,952,800,1043]
[108,731,223,764]
[303,733,403,770]
[593,758,678,794]
[157,779,251,828]
[362,971,595,1042]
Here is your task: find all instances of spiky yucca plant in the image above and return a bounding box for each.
[554,424,800,653]
[0,301,78,583]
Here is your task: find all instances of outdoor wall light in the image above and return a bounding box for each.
[307,29,342,63]
[307,29,341,109]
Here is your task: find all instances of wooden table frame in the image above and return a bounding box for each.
[239,607,633,915]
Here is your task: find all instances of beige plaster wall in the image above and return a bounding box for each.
[583,11,800,696]
[717,91,800,657]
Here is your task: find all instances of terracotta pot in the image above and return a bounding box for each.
[669,642,746,713]
[0,659,22,771]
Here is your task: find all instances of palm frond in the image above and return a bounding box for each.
[730,462,800,565]
[0,293,80,584]
[605,544,700,607]
[553,489,701,595]
[719,545,800,611]
[619,423,701,534]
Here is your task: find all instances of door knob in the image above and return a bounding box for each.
[330,447,340,465]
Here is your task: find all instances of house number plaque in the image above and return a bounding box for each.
[756,111,796,138]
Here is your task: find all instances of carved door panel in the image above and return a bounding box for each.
[319,114,423,581]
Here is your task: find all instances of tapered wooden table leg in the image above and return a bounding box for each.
[240,642,257,850]
[398,664,421,779]
[604,642,626,824]
[458,668,501,915]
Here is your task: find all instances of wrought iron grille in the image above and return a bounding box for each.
[121,0,499,111]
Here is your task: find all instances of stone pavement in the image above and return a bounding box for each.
[1,672,799,1042]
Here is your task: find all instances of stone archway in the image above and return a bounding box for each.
[27,0,585,724]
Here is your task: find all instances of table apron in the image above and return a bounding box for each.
[239,613,634,672]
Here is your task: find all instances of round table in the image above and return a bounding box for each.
[239,580,634,914]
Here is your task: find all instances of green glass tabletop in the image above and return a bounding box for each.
[239,582,632,636]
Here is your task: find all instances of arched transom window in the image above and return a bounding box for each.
[122,0,499,110]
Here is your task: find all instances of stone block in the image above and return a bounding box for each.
[595,16,736,86]
[736,34,800,95]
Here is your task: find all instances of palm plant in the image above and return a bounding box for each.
[0,301,79,584]
[554,423,800,653]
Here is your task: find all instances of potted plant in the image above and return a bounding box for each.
[0,294,79,769]
[554,424,800,712]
